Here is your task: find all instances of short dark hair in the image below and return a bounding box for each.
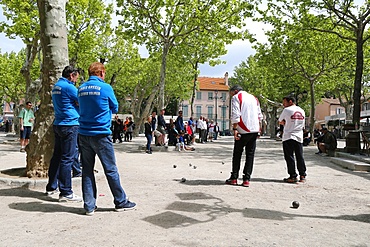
[62,65,79,78]
[283,95,296,103]
[229,85,243,92]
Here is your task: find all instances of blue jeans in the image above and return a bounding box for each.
[79,134,128,212]
[231,133,258,181]
[282,139,307,177]
[72,144,82,176]
[46,125,79,196]
[145,134,152,151]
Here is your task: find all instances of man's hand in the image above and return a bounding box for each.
[234,130,241,140]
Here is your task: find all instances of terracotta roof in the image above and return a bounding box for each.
[321,98,340,105]
[197,77,229,91]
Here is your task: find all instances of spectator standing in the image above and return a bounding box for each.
[214,122,220,140]
[112,115,123,143]
[197,116,207,143]
[278,95,307,183]
[151,111,158,145]
[46,65,82,202]
[78,62,136,215]
[125,117,134,142]
[208,120,215,142]
[156,109,167,146]
[144,116,153,154]
[226,85,262,187]
[18,101,35,152]
[175,110,184,132]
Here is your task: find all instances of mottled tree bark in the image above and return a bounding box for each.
[26,0,68,178]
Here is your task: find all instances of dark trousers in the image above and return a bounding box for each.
[231,133,258,181]
[46,125,78,196]
[113,130,122,143]
[282,139,307,177]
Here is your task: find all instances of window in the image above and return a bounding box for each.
[336,107,344,115]
[183,105,188,118]
[221,106,227,118]
[196,106,202,118]
[208,92,213,100]
[207,106,214,119]
[196,92,202,100]
[221,92,227,101]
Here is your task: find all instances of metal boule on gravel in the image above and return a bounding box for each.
[180,177,186,182]
[173,165,177,168]
[292,201,300,209]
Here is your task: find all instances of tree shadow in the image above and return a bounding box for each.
[142,192,370,229]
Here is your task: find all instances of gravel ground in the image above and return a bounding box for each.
[0,136,369,247]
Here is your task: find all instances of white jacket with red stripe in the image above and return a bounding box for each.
[231,91,262,134]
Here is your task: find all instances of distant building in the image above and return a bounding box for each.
[182,72,230,131]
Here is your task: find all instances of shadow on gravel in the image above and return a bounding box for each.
[143,191,370,229]
[173,179,225,186]
[242,208,370,224]
[0,187,87,215]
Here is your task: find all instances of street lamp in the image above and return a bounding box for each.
[219,99,229,133]
[208,90,223,122]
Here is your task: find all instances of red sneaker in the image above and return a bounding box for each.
[241,180,250,187]
[225,178,237,185]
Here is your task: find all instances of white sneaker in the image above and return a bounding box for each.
[85,206,97,216]
[59,194,83,202]
[45,189,58,196]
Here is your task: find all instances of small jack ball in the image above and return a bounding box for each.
[292,201,300,208]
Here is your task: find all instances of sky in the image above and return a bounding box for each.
[0,7,269,78]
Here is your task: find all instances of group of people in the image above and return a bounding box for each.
[45,63,136,216]
[226,85,307,186]
[111,115,135,143]
[18,63,341,214]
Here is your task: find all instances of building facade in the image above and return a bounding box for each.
[182,73,230,132]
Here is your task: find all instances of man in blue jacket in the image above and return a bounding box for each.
[78,62,136,216]
[46,66,82,202]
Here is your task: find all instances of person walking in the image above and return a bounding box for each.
[78,62,136,215]
[46,65,82,202]
[18,101,35,152]
[278,95,307,183]
[225,85,262,187]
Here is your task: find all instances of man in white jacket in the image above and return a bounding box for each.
[226,85,262,187]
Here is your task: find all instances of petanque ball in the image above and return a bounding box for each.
[292,201,300,208]
[173,165,177,168]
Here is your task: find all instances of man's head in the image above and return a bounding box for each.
[88,62,106,80]
[178,110,183,116]
[229,85,243,96]
[25,101,32,109]
[321,127,328,133]
[152,111,157,116]
[160,109,165,115]
[282,95,296,107]
[62,65,79,83]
